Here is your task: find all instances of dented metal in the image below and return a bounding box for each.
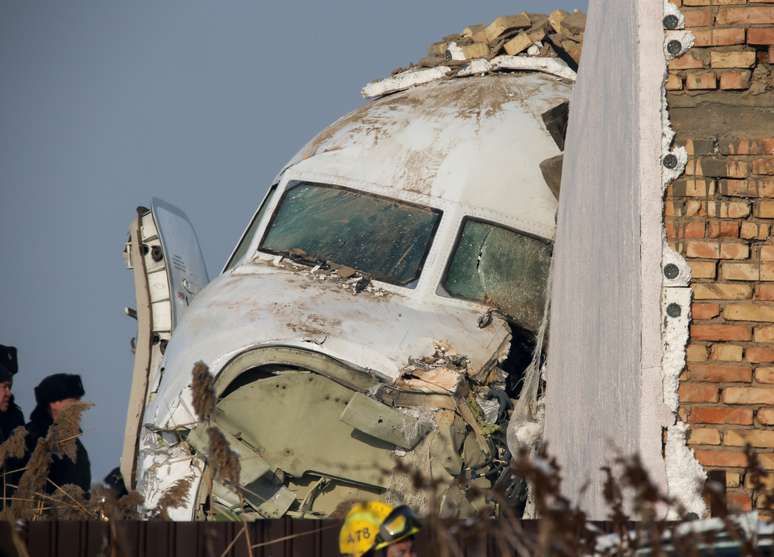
[122,70,571,519]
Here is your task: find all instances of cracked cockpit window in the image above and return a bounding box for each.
[260,181,441,286]
[442,218,552,331]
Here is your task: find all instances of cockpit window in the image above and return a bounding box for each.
[442,218,552,331]
[224,185,277,272]
[260,181,441,286]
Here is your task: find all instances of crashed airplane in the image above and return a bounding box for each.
[120,56,575,518]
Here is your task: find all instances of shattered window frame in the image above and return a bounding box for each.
[223,184,278,272]
[258,180,443,287]
[439,216,553,331]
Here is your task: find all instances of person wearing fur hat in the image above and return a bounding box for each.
[25,373,91,494]
[0,346,25,443]
[0,346,26,507]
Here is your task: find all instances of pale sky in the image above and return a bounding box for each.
[0,0,587,480]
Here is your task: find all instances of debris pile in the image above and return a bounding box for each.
[363,9,585,98]
[272,251,388,297]
[399,341,470,394]
[420,10,586,70]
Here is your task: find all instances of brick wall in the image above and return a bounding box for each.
[666,0,774,514]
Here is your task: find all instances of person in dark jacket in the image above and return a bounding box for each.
[0,346,26,507]
[26,373,91,494]
[0,346,25,442]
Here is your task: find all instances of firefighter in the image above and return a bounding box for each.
[25,373,91,493]
[340,502,421,557]
[339,501,394,557]
[363,505,421,557]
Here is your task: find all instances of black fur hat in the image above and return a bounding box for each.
[0,345,18,383]
[34,373,85,406]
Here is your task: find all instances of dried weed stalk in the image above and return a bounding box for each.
[191,361,216,422]
[14,438,52,519]
[0,427,27,468]
[154,476,193,520]
[207,427,240,487]
[48,401,94,461]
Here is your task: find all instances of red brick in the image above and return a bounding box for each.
[666,220,706,240]
[688,407,753,425]
[723,303,774,322]
[722,138,774,156]
[688,427,721,445]
[754,325,774,341]
[694,449,748,467]
[719,179,755,197]
[720,70,752,90]
[669,51,705,70]
[758,285,774,301]
[758,177,774,196]
[679,383,719,402]
[720,262,759,281]
[708,199,750,217]
[762,245,774,261]
[686,240,720,258]
[720,243,750,259]
[757,407,774,424]
[693,283,751,299]
[755,367,774,383]
[693,302,720,320]
[711,344,744,361]
[741,222,770,241]
[708,220,739,238]
[753,158,774,175]
[746,346,774,363]
[689,260,718,279]
[725,429,774,448]
[716,7,774,25]
[726,490,753,512]
[758,453,774,470]
[688,344,709,362]
[691,323,752,340]
[683,7,713,27]
[711,50,757,69]
[666,73,683,91]
[686,70,717,90]
[723,387,774,404]
[762,263,774,281]
[758,200,774,218]
[686,363,753,382]
[748,27,774,45]
[712,28,747,46]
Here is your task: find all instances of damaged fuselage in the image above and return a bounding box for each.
[121,70,572,519]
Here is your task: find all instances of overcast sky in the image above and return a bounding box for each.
[0,0,587,481]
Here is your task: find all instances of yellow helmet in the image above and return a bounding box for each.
[339,501,394,556]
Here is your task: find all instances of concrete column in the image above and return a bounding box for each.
[543,0,667,518]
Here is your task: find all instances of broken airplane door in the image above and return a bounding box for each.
[120,199,209,488]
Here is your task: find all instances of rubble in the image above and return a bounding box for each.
[362,9,586,99]
[271,251,389,297]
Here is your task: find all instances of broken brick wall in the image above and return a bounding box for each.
[666,0,774,514]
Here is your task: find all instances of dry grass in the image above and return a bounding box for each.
[0,427,27,468]
[48,401,93,462]
[207,427,240,487]
[153,476,193,520]
[191,361,216,423]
